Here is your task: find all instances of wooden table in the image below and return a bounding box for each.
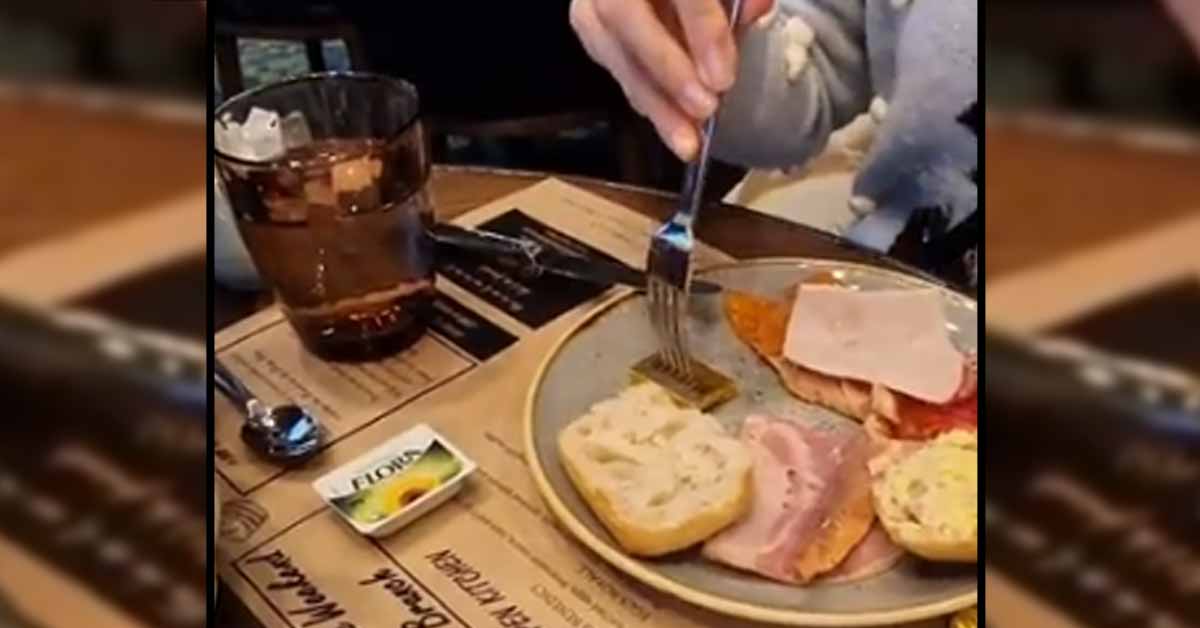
[986,113,1200,279]
[0,98,203,255]
[0,94,207,337]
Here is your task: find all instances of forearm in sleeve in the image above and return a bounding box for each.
[712,0,872,169]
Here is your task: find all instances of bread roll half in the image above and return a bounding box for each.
[872,430,977,562]
[559,383,753,557]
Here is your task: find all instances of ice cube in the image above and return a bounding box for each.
[214,107,286,161]
[242,107,285,160]
[214,115,244,157]
[304,178,336,208]
[332,156,382,194]
[281,110,314,150]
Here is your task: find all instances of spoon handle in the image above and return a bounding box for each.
[213,358,256,408]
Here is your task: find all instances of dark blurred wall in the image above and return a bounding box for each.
[0,0,205,96]
[986,0,1200,126]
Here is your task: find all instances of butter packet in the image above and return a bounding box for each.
[313,424,476,537]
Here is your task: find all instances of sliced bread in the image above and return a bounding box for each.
[558,382,753,557]
[872,430,978,562]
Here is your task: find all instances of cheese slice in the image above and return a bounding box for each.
[782,286,964,404]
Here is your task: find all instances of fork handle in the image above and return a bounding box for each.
[678,117,719,229]
[676,0,745,228]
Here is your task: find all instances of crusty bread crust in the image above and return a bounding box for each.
[557,384,754,557]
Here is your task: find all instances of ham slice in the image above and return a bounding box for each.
[783,287,965,405]
[871,379,977,442]
[724,290,977,441]
[820,524,906,584]
[702,416,874,583]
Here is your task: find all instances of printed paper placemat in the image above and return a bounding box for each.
[215,178,949,628]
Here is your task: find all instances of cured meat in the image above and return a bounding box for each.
[887,392,977,441]
[820,524,906,584]
[702,416,874,583]
[726,290,871,420]
[792,436,876,582]
[724,290,977,441]
[783,286,965,404]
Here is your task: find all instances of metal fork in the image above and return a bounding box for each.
[646,0,744,379]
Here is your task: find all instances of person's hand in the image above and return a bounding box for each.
[570,0,774,161]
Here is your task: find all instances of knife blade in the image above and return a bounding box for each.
[430,223,722,294]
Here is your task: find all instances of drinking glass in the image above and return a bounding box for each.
[215,72,434,361]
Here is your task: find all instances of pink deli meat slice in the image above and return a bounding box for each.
[820,524,905,584]
[702,416,871,583]
[782,286,965,404]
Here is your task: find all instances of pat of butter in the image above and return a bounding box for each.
[313,424,476,537]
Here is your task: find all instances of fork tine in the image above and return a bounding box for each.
[658,284,676,368]
[669,288,692,378]
[664,290,682,373]
[649,280,672,368]
[646,285,659,351]
[667,289,686,372]
[656,283,679,374]
[671,290,691,377]
[660,287,681,376]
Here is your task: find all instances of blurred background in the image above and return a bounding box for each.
[0,1,205,628]
[988,0,1200,125]
[987,0,1200,280]
[987,2,1200,628]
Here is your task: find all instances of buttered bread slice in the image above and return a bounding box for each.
[559,382,753,557]
[873,430,977,562]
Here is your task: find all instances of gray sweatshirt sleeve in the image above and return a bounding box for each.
[712,0,871,169]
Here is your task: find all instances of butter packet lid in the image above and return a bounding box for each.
[313,424,476,537]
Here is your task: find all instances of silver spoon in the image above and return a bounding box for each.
[213,358,322,461]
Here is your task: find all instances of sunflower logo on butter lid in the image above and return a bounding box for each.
[949,607,977,628]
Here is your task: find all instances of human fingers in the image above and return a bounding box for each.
[591,0,718,119]
[572,0,702,159]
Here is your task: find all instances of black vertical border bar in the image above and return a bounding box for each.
[205,0,217,622]
[977,0,988,622]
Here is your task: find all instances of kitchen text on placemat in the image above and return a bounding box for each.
[427,548,552,628]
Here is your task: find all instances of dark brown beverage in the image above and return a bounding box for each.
[221,134,435,361]
[216,74,435,361]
